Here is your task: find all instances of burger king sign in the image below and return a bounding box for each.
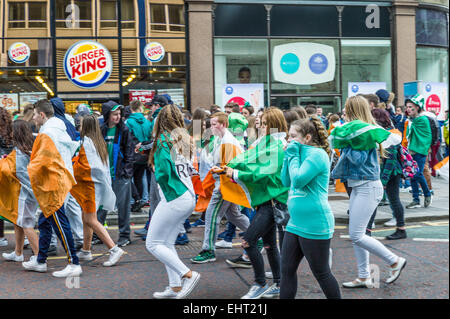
[64,41,113,89]
[8,42,30,64]
[144,42,165,63]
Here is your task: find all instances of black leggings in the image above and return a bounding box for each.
[280,232,341,299]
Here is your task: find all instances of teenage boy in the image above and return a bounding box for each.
[190,112,250,264]
[405,94,433,209]
[126,100,152,212]
[97,101,135,247]
[22,99,81,277]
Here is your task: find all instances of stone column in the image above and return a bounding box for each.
[186,0,214,112]
[392,0,419,104]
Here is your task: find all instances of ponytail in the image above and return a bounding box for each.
[290,116,332,157]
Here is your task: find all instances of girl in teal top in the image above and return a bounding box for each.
[280,116,341,299]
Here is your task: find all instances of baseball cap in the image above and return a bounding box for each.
[149,95,169,107]
[375,89,390,103]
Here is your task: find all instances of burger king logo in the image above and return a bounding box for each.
[64,41,113,89]
[144,42,165,63]
[8,42,30,64]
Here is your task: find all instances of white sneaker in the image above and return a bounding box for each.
[23,238,30,248]
[342,278,374,288]
[0,238,8,247]
[22,255,47,272]
[215,240,233,249]
[386,257,407,284]
[52,264,82,278]
[3,251,24,262]
[103,246,124,267]
[384,218,397,227]
[265,271,273,279]
[153,286,179,299]
[76,249,93,261]
[176,271,201,299]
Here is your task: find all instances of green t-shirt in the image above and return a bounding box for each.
[105,126,116,178]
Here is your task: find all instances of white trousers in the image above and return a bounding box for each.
[348,180,398,278]
[146,189,195,287]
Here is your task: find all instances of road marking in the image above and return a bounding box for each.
[422,221,449,226]
[412,238,449,243]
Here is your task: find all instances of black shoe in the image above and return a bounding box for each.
[378,200,389,207]
[131,200,145,213]
[47,245,57,256]
[118,238,131,247]
[386,229,407,240]
[74,242,83,251]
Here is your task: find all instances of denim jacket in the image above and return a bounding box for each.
[331,147,380,181]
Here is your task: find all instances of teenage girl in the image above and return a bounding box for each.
[145,104,200,299]
[280,117,341,299]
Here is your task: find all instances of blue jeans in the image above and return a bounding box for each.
[411,153,431,202]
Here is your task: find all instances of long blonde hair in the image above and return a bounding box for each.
[149,104,193,167]
[345,95,386,157]
[80,115,109,166]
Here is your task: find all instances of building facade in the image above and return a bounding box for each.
[0,0,448,114]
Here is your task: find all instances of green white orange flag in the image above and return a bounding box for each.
[71,137,116,213]
[0,149,39,227]
[329,120,400,150]
[222,133,289,208]
[28,118,78,218]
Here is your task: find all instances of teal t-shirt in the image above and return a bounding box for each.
[105,126,116,179]
[281,142,334,240]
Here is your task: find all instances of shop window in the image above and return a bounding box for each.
[214,4,267,37]
[171,52,186,65]
[214,38,269,107]
[416,8,448,47]
[55,0,92,28]
[341,39,392,103]
[5,39,53,67]
[150,4,185,32]
[121,0,135,29]
[100,0,117,28]
[417,47,448,83]
[342,6,390,37]
[270,5,338,37]
[8,1,47,28]
[8,2,25,28]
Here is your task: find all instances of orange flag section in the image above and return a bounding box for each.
[194,171,215,213]
[220,175,251,208]
[0,150,21,224]
[71,145,96,214]
[28,134,76,218]
[434,156,449,171]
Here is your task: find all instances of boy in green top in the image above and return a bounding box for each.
[405,94,432,209]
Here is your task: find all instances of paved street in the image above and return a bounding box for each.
[0,176,448,299]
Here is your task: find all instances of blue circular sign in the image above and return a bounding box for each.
[352,84,359,93]
[426,84,432,92]
[280,53,300,74]
[225,86,233,95]
[309,53,328,74]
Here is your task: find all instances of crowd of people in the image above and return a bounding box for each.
[0,88,448,299]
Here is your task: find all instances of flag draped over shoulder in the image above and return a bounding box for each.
[222,133,289,208]
[71,137,116,213]
[329,120,394,150]
[0,149,39,227]
[28,118,78,218]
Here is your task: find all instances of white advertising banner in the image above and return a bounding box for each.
[272,42,336,85]
[1,93,19,112]
[222,83,264,108]
[19,92,48,108]
[348,82,387,98]
[420,82,448,121]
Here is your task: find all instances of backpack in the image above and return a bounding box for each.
[426,116,440,146]
[397,145,419,179]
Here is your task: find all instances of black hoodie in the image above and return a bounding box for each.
[100,100,135,179]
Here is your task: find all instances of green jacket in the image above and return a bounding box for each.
[407,115,432,156]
